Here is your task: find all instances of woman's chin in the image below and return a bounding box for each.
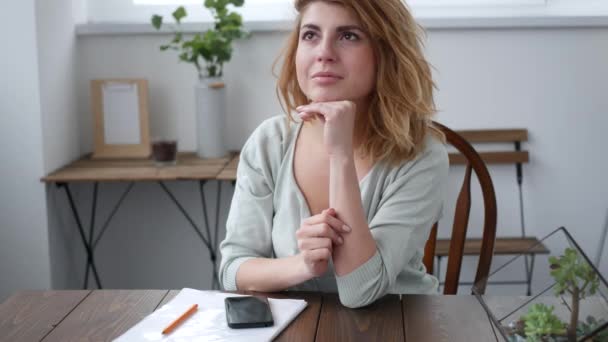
[308,93,347,103]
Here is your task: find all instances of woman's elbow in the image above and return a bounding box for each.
[218,260,239,291]
[335,264,391,308]
[338,288,384,308]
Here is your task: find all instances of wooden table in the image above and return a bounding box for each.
[0,290,501,342]
[42,153,230,183]
[41,153,232,290]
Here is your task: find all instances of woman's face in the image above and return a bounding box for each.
[295,1,376,105]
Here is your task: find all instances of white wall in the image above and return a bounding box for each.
[36,0,83,290]
[60,26,608,294]
[0,0,51,301]
[429,28,608,292]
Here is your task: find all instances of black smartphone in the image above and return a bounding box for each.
[224,296,274,329]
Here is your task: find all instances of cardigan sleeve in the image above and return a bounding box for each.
[336,138,448,308]
[218,118,286,291]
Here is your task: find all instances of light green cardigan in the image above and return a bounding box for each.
[219,115,448,308]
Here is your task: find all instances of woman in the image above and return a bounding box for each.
[219,0,448,308]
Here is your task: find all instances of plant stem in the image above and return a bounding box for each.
[569,286,580,341]
[580,278,590,294]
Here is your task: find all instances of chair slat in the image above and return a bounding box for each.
[444,164,473,295]
[449,151,529,165]
[435,237,550,256]
[455,129,528,143]
[427,122,497,295]
[423,223,438,274]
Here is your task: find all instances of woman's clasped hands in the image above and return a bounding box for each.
[296,208,351,278]
[296,100,357,158]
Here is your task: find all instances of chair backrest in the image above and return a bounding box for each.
[423,122,497,294]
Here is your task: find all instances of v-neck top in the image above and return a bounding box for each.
[219,115,448,308]
[289,118,375,219]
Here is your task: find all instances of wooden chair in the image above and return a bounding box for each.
[423,122,497,295]
[440,128,548,296]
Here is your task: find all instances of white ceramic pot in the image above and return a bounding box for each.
[194,77,227,158]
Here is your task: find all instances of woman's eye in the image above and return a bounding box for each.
[301,31,316,40]
[341,32,359,41]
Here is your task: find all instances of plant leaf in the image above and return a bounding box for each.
[172,32,183,44]
[151,15,163,30]
[172,6,187,23]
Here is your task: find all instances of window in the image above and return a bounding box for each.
[409,0,545,6]
[85,0,294,23]
[81,0,606,24]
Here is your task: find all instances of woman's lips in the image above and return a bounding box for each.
[312,74,342,85]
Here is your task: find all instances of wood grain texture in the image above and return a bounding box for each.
[444,164,473,295]
[1,291,541,341]
[41,290,167,342]
[423,223,438,275]
[41,153,230,183]
[436,237,549,256]
[449,151,529,165]
[316,294,404,342]
[269,292,322,342]
[216,154,239,181]
[455,129,528,143]
[155,290,180,310]
[430,122,497,295]
[0,291,90,342]
[403,295,498,342]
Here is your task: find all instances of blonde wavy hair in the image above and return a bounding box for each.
[275,0,442,165]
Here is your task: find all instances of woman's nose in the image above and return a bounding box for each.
[316,39,336,63]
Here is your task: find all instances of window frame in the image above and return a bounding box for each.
[78,0,608,30]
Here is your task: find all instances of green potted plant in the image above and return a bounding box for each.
[151,0,248,158]
[504,248,606,341]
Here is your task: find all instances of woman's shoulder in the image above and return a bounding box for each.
[380,133,449,182]
[245,114,298,149]
[239,115,299,177]
[419,133,449,168]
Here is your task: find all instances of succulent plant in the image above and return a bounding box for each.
[549,247,600,340]
[521,303,567,341]
[577,315,608,341]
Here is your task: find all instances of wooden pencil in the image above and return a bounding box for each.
[162,303,198,335]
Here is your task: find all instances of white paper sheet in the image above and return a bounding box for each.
[114,289,308,342]
[102,82,141,145]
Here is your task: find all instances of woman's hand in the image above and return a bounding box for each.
[296,101,357,157]
[296,208,352,278]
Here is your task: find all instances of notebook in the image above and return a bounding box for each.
[113,288,308,342]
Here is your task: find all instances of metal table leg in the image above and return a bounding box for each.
[211,180,223,289]
[59,179,220,290]
[60,182,102,289]
[159,180,219,289]
[83,182,99,289]
[60,181,136,289]
[526,254,536,296]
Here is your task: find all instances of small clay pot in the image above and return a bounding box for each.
[152,140,177,166]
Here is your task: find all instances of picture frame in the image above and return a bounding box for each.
[90,79,151,159]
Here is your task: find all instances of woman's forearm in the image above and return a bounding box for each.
[330,154,377,276]
[235,255,311,292]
